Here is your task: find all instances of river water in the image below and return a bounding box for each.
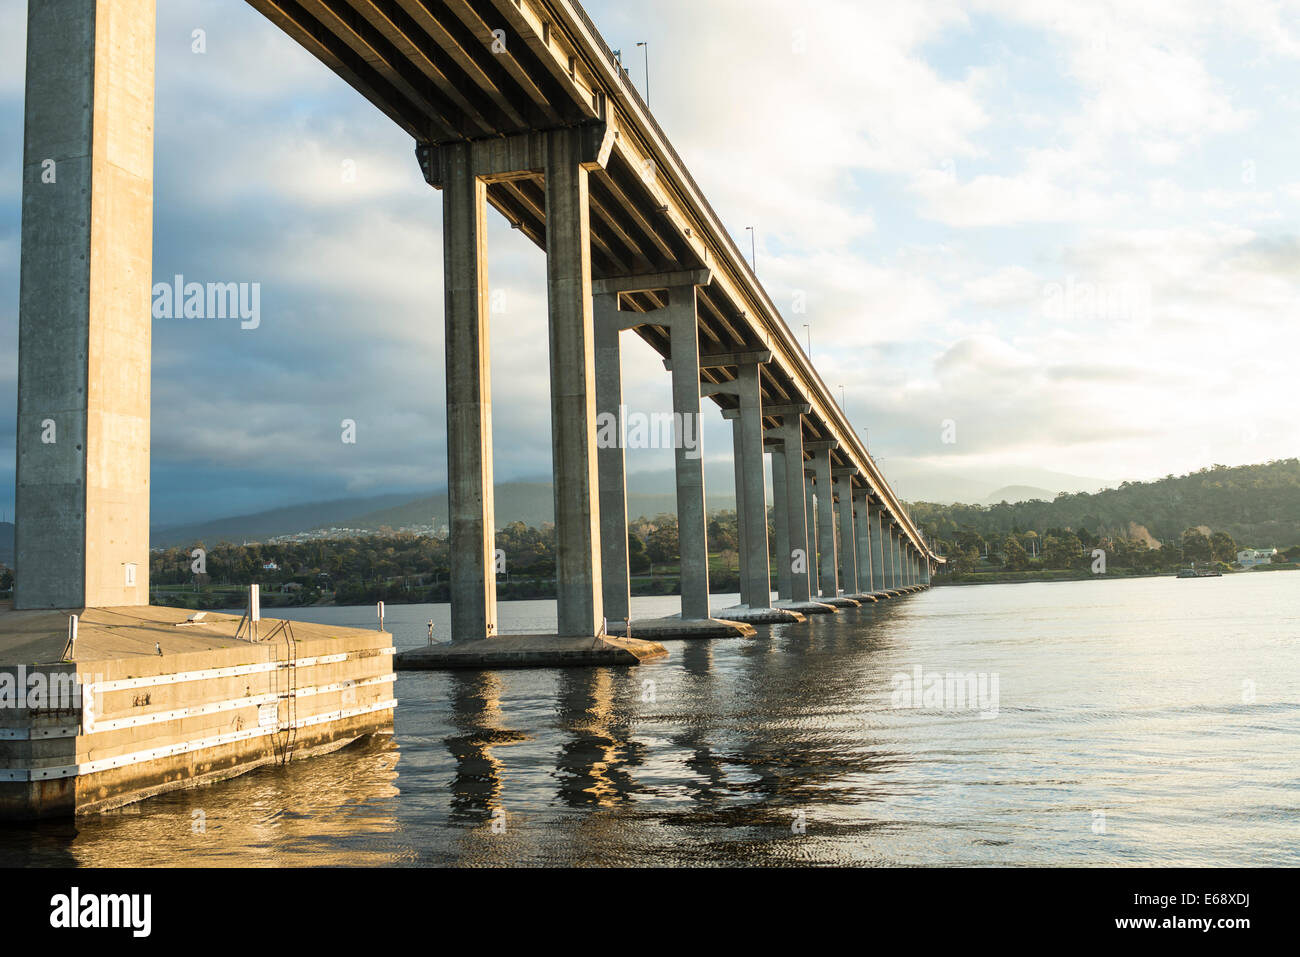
[3,574,1296,866]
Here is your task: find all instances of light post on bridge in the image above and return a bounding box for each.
[636,41,650,106]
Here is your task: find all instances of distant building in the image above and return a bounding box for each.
[262,561,280,572]
[1237,548,1277,567]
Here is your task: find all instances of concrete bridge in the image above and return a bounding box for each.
[13,0,940,665]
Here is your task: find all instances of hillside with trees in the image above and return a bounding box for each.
[913,460,1300,554]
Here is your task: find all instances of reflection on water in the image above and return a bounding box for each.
[2,575,1297,866]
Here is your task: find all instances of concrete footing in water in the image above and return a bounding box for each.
[0,605,395,820]
[604,617,756,641]
[774,600,839,615]
[396,633,668,670]
[845,594,879,604]
[819,597,861,609]
[709,605,806,625]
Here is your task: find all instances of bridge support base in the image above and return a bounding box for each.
[605,617,756,641]
[395,633,667,670]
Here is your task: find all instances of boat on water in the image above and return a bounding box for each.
[1177,564,1223,579]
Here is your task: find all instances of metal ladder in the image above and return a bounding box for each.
[264,620,298,764]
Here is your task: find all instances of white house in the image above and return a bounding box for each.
[1237,548,1277,567]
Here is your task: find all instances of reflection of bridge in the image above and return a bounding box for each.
[13,0,938,651]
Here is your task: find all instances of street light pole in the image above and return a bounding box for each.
[636,41,649,106]
[744,226,756,275]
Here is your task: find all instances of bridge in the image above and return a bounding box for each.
[13,0,939,660]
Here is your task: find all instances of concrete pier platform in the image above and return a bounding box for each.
[605,617,756,641]
[845,594,879,604]
[0,604,394,820]
[709,605,806,625]
[820,597,861,609]
[396,633,668,669]
[774,600,838,615]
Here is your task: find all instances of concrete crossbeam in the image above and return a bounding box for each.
[418,123,615,187]
[591,268,712,297]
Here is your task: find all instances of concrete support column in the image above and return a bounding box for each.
[883,520,894,587]
[810,449,838,599]
[667,285,710,621]
[15,0,157,610]
[441,142,499,641]
[870,503,885,592]
[730,417,750,607]
[770,447,792,601]
[545,129,604,637]
[593,292,633,625]
[835,474,858,596]
[804,471,818,594]
[854,491,873,594]
[734,364,771,608]
[774,419,812,603]
[893,528,903,588]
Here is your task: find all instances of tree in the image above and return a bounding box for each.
[1043,532,1084,569]
[0,565,12,592]
[627,532,651,574]
[1209,531,1237,564]
[707,511,739,553]
[1003,536,1029,571]
[646,515,680,565]
[1182,528,1212,564]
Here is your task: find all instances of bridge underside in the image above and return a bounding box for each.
[11,0,939,645]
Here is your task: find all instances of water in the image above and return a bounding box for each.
[3,574,1297,866]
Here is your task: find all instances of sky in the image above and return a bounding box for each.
[1,0,1298,525]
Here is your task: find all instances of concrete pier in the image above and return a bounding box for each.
[770,413,816,606]
[870,502,887,595]
[397,632,667,668]
[666,283,711,622]
[15,0,156,611]
[544,127,605,639]
[734,363,773,610]
[440,141,499,642]
[593,291,636,625]
[804,471,818,593]
[770,447,792,601]
[0,605,394,819]
[729,414,750,608]
[808,444,839,600]
[850,489,875,600]
[835,470,858,597]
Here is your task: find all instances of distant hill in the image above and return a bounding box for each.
[151,493,415,547]
[149,477,734,547]
[985,485,1055,505]
[315,479,729,532]
[912,459,1300,548]
[0,522,12,566]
